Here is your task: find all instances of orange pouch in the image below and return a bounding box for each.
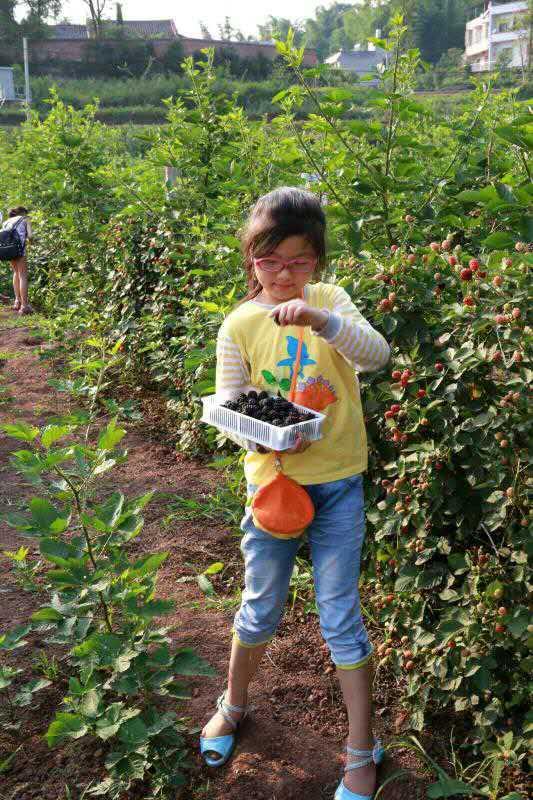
[250,309,315,539]
[252,468,315,539]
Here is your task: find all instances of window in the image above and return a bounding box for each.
[498,22,509,33]
[467,30,473,46]
[474,27,481,43]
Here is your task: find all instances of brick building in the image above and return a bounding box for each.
[29,19,317,67]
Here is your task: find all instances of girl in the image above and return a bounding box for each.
[2,206,33,314]
[201,187,391,800]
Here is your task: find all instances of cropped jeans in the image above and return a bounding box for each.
[232,474,373,669]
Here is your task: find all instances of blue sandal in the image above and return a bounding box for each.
[334,737,385,800]
[199,691,251,768]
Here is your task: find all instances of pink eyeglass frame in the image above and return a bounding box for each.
[253,255,318,273]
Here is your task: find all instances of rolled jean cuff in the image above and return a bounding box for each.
[333,646,374,670]
[231,627,273,649]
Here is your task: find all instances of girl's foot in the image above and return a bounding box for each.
[343,761,376,796]
[201,697,246,740]
[18,304,33,315]
[12,301,21,311]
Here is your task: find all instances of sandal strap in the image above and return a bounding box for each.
[345,755,374,771]
[216,692,249,731]
[347,746,374,757]
[345,739,381,772]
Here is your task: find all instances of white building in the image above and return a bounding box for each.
[0,67,16,102]
[465,1,529,72]
[325,29,387,82]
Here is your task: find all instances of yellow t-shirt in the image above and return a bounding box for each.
[216,281,390,487]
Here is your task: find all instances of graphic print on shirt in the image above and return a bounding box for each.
[276,335,316,379]
[261,335,338,413]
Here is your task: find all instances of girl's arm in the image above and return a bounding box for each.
[312,285,390,372]
[215,328,260,452]
[25,218,33,241]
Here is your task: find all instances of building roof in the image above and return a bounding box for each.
[49,24,88,39]
[104,19,178,38]
[48,19,178,40]
[325,48,386,72]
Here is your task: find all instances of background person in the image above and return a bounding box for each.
[2,206,33,314]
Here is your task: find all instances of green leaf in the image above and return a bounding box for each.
[126,598,175,620]
[197,574,214,596]
[507,606,530,638]
[0,746,22,774]
[482,232,515,249]
[117,716,149,747]
[173,647,216,676]
[31,607,64,622]
[427,778,476,797]
[96,492,125,528]
[278,378,291,391]
[261,370,277,385]
[29,498,66,533]
[46,712,88,747]
[97,419,126,451]
[1,421,39,442]
[0,624,31,651]
[41,425,71,448]
[204,561,224,575]
[40,537,82,565]
[129,552,169,577]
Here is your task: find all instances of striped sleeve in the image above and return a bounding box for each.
[215,321,259,452]
[312,285,390,372]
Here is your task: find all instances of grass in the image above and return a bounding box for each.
[0,313,46,331]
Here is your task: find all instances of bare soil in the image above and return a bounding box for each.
[0,306,484,800]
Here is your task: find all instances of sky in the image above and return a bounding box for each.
[58,1,327,38]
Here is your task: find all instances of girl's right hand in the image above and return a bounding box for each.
[257,435,311,455]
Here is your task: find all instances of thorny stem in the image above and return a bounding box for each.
[382,31,403,245]
[520,150,531,181]
[54,466,113,634]
[84,342,110,445]
[402,88,492,237]
[287,117,358,225]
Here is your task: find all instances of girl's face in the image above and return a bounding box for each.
[254,235,318,305]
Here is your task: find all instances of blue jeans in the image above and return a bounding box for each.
[233,474,373,668]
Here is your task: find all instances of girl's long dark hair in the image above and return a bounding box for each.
[238,186,326,305]
[9,206,29,217]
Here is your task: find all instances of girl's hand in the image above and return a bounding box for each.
[257,435,311,455]
[269,299,328,331]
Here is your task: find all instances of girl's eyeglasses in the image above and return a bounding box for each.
[253,256,317,273]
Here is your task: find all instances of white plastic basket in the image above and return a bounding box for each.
[201,393,326,451]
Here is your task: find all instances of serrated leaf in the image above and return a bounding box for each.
[173,647,216,676]
[197,574,214,596]
[1,421,40,441]
[97,420,126,451]
[46,712,88,747]
[203,561,224,575]
[41,425,71,448]
[427,777,476,797]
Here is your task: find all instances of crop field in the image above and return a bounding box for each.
[0,26,531,800]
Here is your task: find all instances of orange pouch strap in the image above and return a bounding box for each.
[251,301,315,539]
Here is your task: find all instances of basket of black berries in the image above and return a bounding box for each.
[201,389,325,451]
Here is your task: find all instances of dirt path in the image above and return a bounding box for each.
[0,306,436,800]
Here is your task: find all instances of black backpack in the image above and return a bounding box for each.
[0,219,24,261]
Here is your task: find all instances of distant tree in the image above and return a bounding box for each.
[0,0,17,40]
[218,16,235,41]
[199,21,212,40]
[413,0,469,63]
[23,0,62,22]
[342,1,391,49]
[304,3,354,60]
[257,15,304,45]
[82,0,107,38]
